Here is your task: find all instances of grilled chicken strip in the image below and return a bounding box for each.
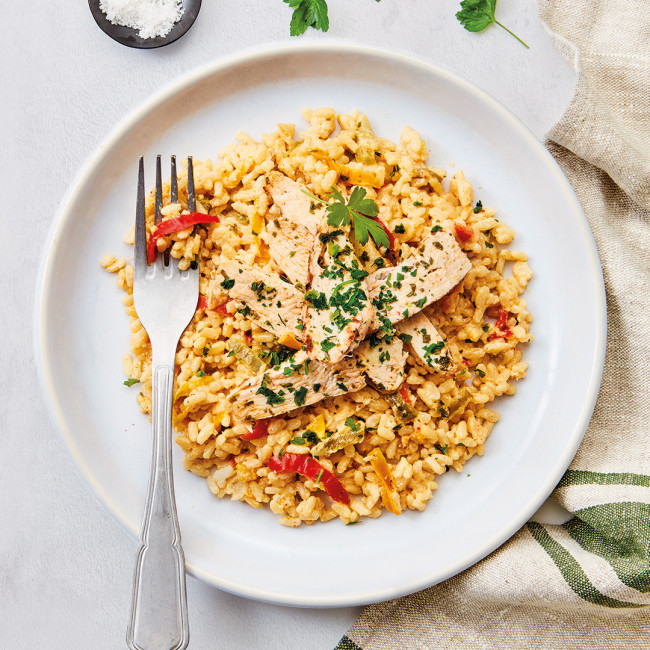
[396,312,455,375]
[355,335,408,392]
[219,260,304,339]
[263,172,325,289]
[303,226,374,365]
[230,350,366,420]
[367,229,471,332]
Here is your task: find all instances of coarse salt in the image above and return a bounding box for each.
[99,0,184,39]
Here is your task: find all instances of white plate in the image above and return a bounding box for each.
[36,43,606,607]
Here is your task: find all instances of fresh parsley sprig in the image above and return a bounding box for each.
[456,0,529,49]
[283,0,329,36]
[302,186,391,250]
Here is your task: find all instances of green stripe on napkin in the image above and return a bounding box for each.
[558,470,650,488]
[335,635,362,650]
[527,522,645,608]
[564,503,650,593]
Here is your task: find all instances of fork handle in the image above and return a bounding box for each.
[127,363,189,650]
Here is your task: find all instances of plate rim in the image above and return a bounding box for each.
[34,40,607,607]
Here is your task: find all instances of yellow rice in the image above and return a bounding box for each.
[102,107,532,527]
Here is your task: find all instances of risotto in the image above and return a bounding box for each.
[102,108,533,527]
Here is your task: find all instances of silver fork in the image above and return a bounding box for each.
[127,156,198,650]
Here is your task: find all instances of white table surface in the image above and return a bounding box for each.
[1,1,575,648]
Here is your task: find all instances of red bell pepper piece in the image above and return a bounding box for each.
[398,384,412,404]
[147,212,220,262]
[453,221,474,243]
[266,453,350,505]
[241,417,275,441]
[197,295,231,314]
[488,308,513,341]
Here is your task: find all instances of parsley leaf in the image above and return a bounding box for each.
[123,378,140,387]
[456,0,529,49]
[283,0,329,36]
[302,185,391,249]
[328,186,390,249]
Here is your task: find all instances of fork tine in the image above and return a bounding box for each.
[134,157,147,276]
[155,155,163,226]
[186,156,196,211]
[170,155,178,204]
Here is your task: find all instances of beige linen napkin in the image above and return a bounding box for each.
[338,1,650,648]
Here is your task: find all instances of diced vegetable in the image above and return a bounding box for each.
[266,453,350,505]
[453,221,474,243]
[241,417,276,441]
[308,413,327,440]
[314,153,384,189]
[197,295,230,314]
[365,448,401,515]
[487,308,513,341]
[251,199,271,263]
[174,374,213,400]
[147,212,220,262]
[227,336,266,374]
[446,387,473,422]
[310,421,365,457]
[398,384,412,404]
[355,128,377,165]
[385,390,418,423]
[278,332,303,350]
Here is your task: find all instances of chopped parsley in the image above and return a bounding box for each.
[345,417,360,431]
[394,224,405,234]
[305,289,328,311]
[256,376,285,405]
[294,386,308,406]
[220,278,235,290]
[321,340,337,353]
[473,200,483,214]
[123,378,139,387]
[196,370,206,377]
[431,225,443,233]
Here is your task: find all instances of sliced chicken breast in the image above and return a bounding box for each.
[396,312,455,375]
[219,260,304,339]
[230,350,366,420]
[302,226,374,365]
[263,172,325,289]
[355,335,408,392]
[366,229,471,332]
[266,172,324,233]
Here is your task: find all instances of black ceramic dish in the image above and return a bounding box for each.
[88,0,202,49]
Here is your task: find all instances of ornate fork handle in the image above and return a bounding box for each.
[127,155,195,650]
[127,356,189,650]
